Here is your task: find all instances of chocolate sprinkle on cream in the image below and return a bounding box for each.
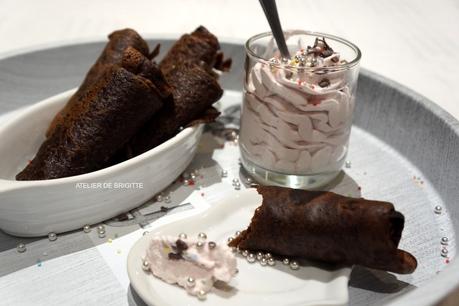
[319,78,331,88]
[176,239,189,252]
[169,239,189,260]
[168,252,183,260]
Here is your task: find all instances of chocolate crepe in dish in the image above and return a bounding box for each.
[16,49,170,181]
[46,28,150,137]
[123,26,228,157]
[125,61,223,156]
[229,186,417,274]
[159,26,231,75]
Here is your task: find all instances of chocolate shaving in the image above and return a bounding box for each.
[175,239,189,252]
[322,49,334,58]
[168,239,189,260]
[319,78,330,88]
[309,37,334,58]
[149,44,161,60]
[168,253,183,260]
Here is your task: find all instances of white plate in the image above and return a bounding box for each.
[0,89,203,236]
[127,189,351,306]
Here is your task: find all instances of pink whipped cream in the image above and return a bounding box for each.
[144,236,237,298]
[240,37,354,174]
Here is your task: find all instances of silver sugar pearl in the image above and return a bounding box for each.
[48,232,57,241]
[283,258,290,265]
[164,195,171,203]
[256,252,264,261]
[441,237,449,245]
[234,183,241,190]
[208,241,217,249]
[268,258,276,266]
[16,243,26,253]
[178,233,187,239]
[186,277,195,287]
[246,177,253,184]
[142,260,150,271]
[197,290,207,300]
[345,160,352,168]
[198,232,207,240]
[98,231,106,238]
[435,206,442,214]
[265,253,272,258]
[235,231,241,236]
[97,225,105,232]
[183,179,190,186]
[242,250,249,257]
[227,237,234,243]
[247,253,256,263]
[196,241,204,248]
[260,257,268,266]
[83,225,91,233]
[156,194,163,202]
[221,170,228,178]
[441,248,449,257]
[290,261,299,270]
[232,178,239,185]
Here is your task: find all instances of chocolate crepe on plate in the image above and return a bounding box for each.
[229,186,418,274]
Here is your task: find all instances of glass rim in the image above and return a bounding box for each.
[245,30,362,72]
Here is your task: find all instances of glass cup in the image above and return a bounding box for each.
[239,30,361,189]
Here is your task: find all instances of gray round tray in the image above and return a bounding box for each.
[0,38,458,306]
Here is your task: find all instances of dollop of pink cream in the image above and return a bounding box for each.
[144,236,237,296]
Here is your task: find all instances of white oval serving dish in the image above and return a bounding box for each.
[127,188,351,306]
[0,88,203,237]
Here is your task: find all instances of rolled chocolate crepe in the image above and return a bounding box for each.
[229,186,417,274]
[125,61,223,156]
[47,28,150,137]
[121,26,229,157]
[16,50,170,180]
[159,26,230,75]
